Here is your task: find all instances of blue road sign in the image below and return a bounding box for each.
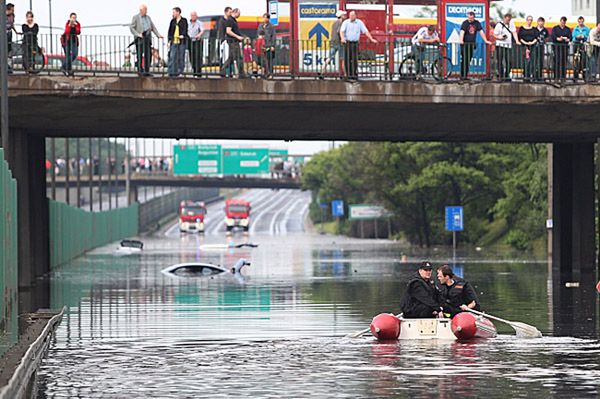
[269,1,279,26]
[332,200,345,217]
[309,23,329,47]
[319,203,328,209]
[445,206,464,231]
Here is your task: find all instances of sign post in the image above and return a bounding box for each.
[332,199,344,234]
[445,206,464,262]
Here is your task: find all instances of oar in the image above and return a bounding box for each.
[347,314,401,339]
[466,308,542,338]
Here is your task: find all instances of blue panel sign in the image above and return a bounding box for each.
[445,3,487,75]
[269,1,279,26]
[445,206,464,231]
[299,4,338,19]
[332,200,344,218]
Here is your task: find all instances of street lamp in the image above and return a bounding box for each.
[48,0,52,53]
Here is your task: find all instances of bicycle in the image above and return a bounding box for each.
[399,43,452,81]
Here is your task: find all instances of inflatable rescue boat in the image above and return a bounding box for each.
[369,312,497,341]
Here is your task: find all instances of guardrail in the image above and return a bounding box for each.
[11,33,600,83]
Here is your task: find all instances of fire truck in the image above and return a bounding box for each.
[179,201,207,233]
[225,199,251,232]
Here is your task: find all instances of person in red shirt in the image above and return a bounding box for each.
[60,12,81,76]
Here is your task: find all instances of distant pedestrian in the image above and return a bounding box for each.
[459,11,492,79]
[130,4,163,77]
[242,37,256,76]
[589,23,600,80]
[518,16,539,82]
[493,13,519,81]
[551,17,571,81]
[340,11,377,80]
[534,17,548,81]
[217,7,233,71]
[221,8,244,78]
[167,7,188,77]
[572,16,590,81]
[151,47,167,68]
[188,11,203,77]
[257,12,276,78]
[60,12,81,76]
[21,11,39,73]
[6,3,16,73]
[320,10,346,78]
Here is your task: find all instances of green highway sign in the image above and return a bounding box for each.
[223,148,270,175]
[269,149,289,162]
[173,144,222,175]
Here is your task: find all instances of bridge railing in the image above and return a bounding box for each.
[12,33,600,83]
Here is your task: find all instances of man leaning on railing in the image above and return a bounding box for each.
[589,23,600,81]
[458,11,492,80]
[551,17,571,81]
[411,25,440,79]
[130,4,163,77]
[493,13,519,81]
[572,16,590,81]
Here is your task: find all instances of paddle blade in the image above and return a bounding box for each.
[511,322,543,338]
[347,327,371,339]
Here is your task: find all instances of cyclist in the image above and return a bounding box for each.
[411,25,440,78]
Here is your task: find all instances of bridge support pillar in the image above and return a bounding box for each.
[551,143,597,335]
[5,130,50,288]
[128,184,138,205]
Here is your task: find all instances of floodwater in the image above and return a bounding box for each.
[34,190,600,398]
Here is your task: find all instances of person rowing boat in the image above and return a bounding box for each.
[436,264,480,318]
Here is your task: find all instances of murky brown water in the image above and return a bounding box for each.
[34,190,600,398]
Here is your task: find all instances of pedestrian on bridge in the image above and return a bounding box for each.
[130,4,163,77]
[60,12,80,77]
[222,8,245,78]
[551,17,572,81]
[257,12,277,78]
[340,11,377,81]
[167,7,188,77]
[320,10,346,79]
[188,11,203,77]
[459,11,492,80]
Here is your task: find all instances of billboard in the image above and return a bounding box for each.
[298,2,338,72]
[445,3,487,75]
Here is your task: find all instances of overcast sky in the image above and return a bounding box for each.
[19,0,573,155]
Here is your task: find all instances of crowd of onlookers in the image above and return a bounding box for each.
[48,156,173,177]
[7,2,600,81]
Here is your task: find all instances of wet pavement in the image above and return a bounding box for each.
[34,189,600,398]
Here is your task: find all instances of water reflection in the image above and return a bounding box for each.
[35,233,600,397]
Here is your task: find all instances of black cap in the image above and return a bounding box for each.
[419,261,433,270]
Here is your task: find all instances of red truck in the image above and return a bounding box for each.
[225,199,251,231]
[179,201,207,233]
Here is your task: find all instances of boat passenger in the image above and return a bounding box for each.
[436,264,480,317]
[400,262,443,318]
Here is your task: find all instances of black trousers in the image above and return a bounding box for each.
[460,43,475,79]
[404,304,436,319]
[189,40,202,74]
[554,44,568,80]
[135,33,152,74]
[496,46,512,80]
[344,41,359,79]
[222,41,244,76]
[573,42,587,80]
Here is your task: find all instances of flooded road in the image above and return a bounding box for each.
[35,190,600,398]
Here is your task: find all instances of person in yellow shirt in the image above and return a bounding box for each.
[167,7,188,77]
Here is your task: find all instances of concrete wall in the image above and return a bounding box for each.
[138,187,219,232]
[0,148,18,341]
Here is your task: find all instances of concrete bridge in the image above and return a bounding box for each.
[3,75,599,333]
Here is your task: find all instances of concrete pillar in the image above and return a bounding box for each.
[551,143,597,336]
[128,184,138,205]
[5,130,50,288]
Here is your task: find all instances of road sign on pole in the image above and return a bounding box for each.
[269,0,279,26]
[332,200,344,217]
[445,206,464,231]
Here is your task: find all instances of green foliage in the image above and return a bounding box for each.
[302,142,547,250]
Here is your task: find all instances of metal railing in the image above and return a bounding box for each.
[9,33,600,83]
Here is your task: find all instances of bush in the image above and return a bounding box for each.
[505,230,530,251]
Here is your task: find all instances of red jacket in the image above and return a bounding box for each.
[60,21,81,46]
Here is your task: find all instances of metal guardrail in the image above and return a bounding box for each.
[10,34,600,83]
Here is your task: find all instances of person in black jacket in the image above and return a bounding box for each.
[400,262,443,318]
[436,264,480,318]
[551,17,572,80]
[167,7,188,77]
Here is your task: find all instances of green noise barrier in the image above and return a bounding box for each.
[0,148,18,336]
[49,201,139,268]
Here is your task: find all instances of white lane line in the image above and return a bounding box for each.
[279,195,308,235]
[250,190,293,234]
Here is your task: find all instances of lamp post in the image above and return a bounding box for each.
[48,0,53,53]
[0,0,9,150]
